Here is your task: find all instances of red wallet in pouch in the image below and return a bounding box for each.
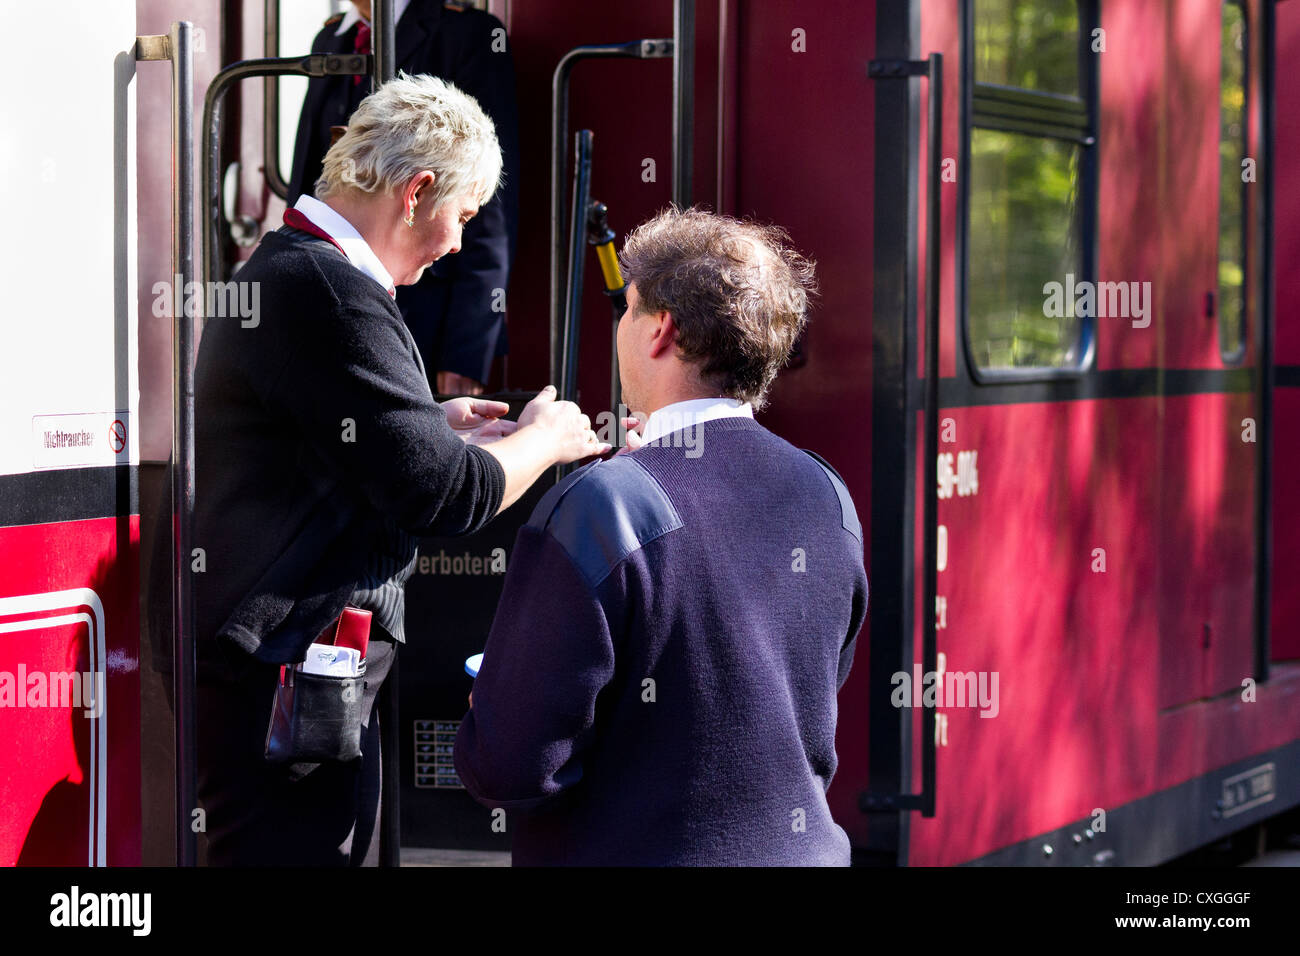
[266,606,373,764]
[276,606,372,685]
[321,605,372,660]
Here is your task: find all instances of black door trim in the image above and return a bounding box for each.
[0,465,138,529]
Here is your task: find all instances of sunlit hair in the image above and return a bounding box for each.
[316,72,502,210]
[618,206,817,409]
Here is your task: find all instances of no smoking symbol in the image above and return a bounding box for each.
[109,419,126,454]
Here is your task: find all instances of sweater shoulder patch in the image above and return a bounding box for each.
[527,456,683,588]
[802,449,862,543]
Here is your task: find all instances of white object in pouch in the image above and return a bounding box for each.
[300,643,362,678]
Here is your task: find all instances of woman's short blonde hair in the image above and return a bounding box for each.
[316,72,503,210]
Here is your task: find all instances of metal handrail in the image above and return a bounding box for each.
[549,39,673,384]
[263,0,395,202]
[860,52,943,820]
[559,130,594,405]
[672,0,695,208]
[202,53,370,288]
[262,0,290,201]
[137,20,197,866]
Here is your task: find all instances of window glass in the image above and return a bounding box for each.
[968,129,1084,369]
[975,0,1080,96]
[1218,1,1247,358]
[278,2,350,182]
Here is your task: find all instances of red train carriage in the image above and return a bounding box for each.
[2,0,1295,866]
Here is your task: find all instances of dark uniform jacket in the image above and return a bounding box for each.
[288,0,521,387]
[455,418,867,865]
[191,226,505,674]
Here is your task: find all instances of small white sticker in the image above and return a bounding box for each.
[32,411,132,470]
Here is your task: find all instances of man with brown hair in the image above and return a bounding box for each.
[454,207,867,865]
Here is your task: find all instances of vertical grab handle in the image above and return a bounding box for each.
[863,52,942,819]
[558,130,594,407]
[549,40,675,384]
[917,52,942,820]
[263,0,289,201]
[137,21,199,865]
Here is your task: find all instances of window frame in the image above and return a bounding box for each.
[959,0,1101,384]
[1217,0,1250,365]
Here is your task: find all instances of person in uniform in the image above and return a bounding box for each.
[194,75,607,865]
[289,0,520,395]
[455,208,868,865]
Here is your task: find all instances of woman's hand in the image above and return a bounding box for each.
[443,397,517,446]
[617,416,644,455]
[474,386,612,515]
[517,386,610,464]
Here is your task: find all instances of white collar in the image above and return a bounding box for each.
[640,398,754,445]
[336,0,413,36]
[293,194,396,297]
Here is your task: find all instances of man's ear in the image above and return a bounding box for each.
[647,311,677,359]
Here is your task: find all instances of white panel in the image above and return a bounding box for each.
[0,2,138,476]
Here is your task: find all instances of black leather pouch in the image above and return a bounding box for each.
[264,661,368,764]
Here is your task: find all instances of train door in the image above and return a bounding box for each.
[0,1,143,865]
[221,0,888,856]
[408,0,888,855]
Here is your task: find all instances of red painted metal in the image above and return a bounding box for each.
[1271,0,1300,663]
[0,517,141,866]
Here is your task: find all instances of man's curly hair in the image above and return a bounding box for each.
[618,206,817,409]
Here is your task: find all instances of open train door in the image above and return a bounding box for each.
[395,3,686,855]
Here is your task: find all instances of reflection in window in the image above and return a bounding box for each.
[1218,1,1247,359]
[969,130,1083,368]
[975,0,1080,96]
[966,0,1093,373]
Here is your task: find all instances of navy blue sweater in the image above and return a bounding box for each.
[454,416,867,865]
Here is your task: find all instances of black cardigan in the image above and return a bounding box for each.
[191,226,505,671]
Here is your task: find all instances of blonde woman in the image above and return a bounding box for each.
[192,74,606,865]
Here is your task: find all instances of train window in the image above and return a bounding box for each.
[974,0,1079,96]
[275,2,349,192]
[968,130,1083,368]
[965,0,1097,376]
[1218,0,1248,361]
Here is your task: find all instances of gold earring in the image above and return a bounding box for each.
[404,206,415,227]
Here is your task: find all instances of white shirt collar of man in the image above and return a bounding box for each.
[640,398,754,446]
[292,195,397,298]
[336,0,414,35]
